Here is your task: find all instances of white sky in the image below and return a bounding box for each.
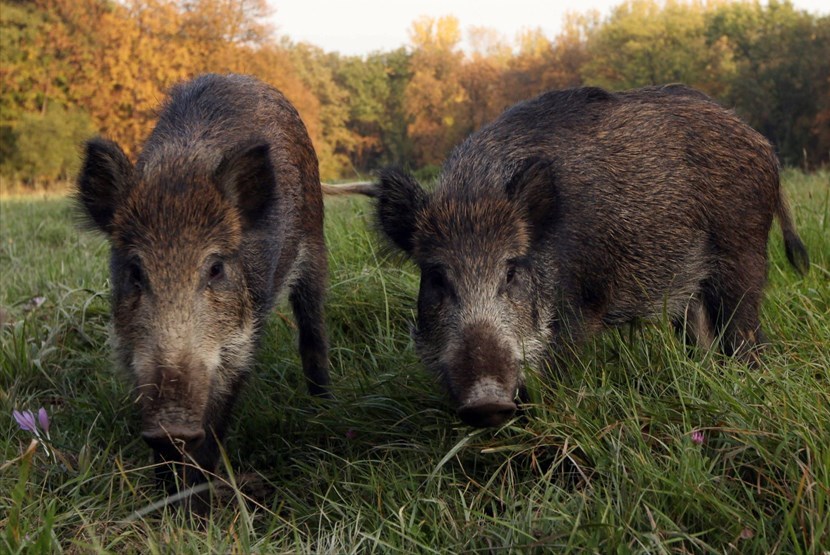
[267,0,829,56]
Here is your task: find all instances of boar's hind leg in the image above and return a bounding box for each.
[674,296,715,353]
[702,254,767,366]
[290,240,331,396]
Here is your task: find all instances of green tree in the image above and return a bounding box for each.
[287,42,352,180]
[707,1,830,167]
[581,0,726,91]
[333,48,412,172]
[376,48,414,168]
[7,104,95,184]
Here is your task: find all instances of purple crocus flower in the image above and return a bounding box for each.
[13,410,39,435]
[37,407,50,437]
[13,407,54,459]
[691,430,704,445]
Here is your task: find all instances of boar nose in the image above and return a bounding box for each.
[457,399,517,428]
[141,425,206,452]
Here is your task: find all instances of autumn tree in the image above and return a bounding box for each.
[3,0,828,186]
[178,0,273,71]
[238,43,321,144]
[549,12,595,89]
[498,17,591,109]
[0,1,54,118]
[501,29,554,104]
[457,27,511,136]
[285,42,353,179]
[405,16,468,168]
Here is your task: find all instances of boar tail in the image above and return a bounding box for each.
[321,182,378,197]
[776,188,810,276]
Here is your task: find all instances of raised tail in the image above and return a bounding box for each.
[321,181,378,197]
[776,187,810,276]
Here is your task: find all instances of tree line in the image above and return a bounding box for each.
[1,0,828,186]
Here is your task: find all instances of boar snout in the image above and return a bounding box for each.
[136,356,212,454]
[447,322,520,427]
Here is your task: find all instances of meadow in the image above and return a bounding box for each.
[1,170,828,553]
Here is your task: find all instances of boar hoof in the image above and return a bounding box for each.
[458,400,517,428]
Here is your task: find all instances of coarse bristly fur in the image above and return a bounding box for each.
[75,73,330,505]
[370,84,809,428]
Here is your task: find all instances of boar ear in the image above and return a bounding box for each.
[214,140,277,228]
[76,138,133,235]
[375,167,427,255]
[506,158,558,242]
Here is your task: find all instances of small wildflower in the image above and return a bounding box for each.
[23,296,46,312]
[13,408,53,459]
[691,430,704,445]
[345,429,357,440]
[37,407,50,439]
[13,410,39,435]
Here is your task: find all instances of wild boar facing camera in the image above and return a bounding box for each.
[371,85,809,428]
[76,74,329,496]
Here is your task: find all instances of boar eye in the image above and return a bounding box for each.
[419,266,454,309]
[207,260,225,283]
[127,261,144,291]
[506,265,517,285]
[421,266,454,303]
[425,268,446,292]
[501,258,527,294]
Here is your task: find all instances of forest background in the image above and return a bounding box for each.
[1,0,829,187]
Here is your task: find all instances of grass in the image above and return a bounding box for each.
[1,170,828,553]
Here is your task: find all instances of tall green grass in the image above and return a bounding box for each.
[1,171,828,553]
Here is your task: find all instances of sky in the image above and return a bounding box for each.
[267,0,829,56]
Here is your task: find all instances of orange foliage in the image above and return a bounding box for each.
[3,0,827,179]
[23,0,319,162]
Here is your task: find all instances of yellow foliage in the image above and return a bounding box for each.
[4,0,827,179]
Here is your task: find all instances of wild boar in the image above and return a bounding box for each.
[370,84,809,428]
[76,73,329,492]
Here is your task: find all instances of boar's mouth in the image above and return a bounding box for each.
[453,375,519,428]
[141,422,206,455]
[132,353,214,455]
[457,398,518,428]
[137,385,209,455]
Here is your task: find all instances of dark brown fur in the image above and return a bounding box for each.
[372,84,809,428]
[76,74,329,500]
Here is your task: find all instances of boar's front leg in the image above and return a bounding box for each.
[544,293,607,374]
[289,239,331,396]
